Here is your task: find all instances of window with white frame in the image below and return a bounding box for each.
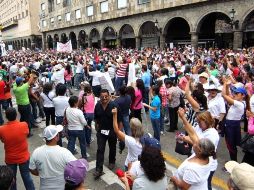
[42,20,47,27]
[100,1,108,13]
[65,12,71,21]
[50,17,54,23]
[41,3,45,11]
[87,5,93,16]
[75,9,81,19]
[138,0,150,4]
[57,15,62,21]
[118,0,127,9]
[56,0,61,4]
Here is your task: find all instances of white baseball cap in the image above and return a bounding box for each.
[43,125,63,140]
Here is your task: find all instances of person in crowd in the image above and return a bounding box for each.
[179,71,191,91]
[166,79,182,132]
[0,108,35,190]
[130,79,145,123]
[74,60,84,90]
[112,107,144,170]
[87,65,102,97]
[171,108,216,190]
[29,125,76,190]
[222,78,247,161]
[225,161,254,190]
[51,64,65,85]
[40,82,56,127]
[13,74,37,137]
[141,65,150,112]
[115,57,128,95]
[64,159,89,190]
[93,89,123,179]
[206,84,226,128]
[0,165,15,190]
[0,76,5,125]
[177,110,220,190]
[143,85,161,141]
[64,64,73,95]
[78,83,95,147]
[120,146,167,190]
[53,84,69,146]
[66,96,88,158]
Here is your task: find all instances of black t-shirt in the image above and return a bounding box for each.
[94,100,122,136]
[114,95,131,117]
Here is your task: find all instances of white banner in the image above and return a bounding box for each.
[99,73,115,94]
[0,42,7,56]
[57,40,72,53]
[127,62,136,86]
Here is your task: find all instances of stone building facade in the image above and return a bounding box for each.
[0,0,42,50]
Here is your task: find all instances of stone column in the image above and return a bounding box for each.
[42,33,47,50]
[190,32,198,49]
[135,36,141,49]
[233,30,243,50]
[88,39,92,48]
[116,37,121,48]
[160,33,165,48]
[101,38,105,48]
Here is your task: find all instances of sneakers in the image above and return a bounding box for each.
[160,131,165,135]
[41,117,46,121]
[93,171,103,180]
[108,163,115,170]
[35,118,42,123]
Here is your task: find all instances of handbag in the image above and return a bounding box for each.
[175,141,192,155]
[248,117,254,135]
[62,108,69,138]
[240,134,254,154]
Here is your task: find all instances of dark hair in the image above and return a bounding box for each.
[64,181,81,190]
[68,96,79,107]
[56,83,67,96]
[43,82,53,95]
[136,79,145,98]
[157,80,163,89]
[142,64,147,71]
[160,68,168,76]
[210,62,216,69]
[165,79,173,86]
[0,165,14,190]
[192,90,208,110]
[65,64,71,75]
[152,85,162,103]
[5,107,17,121]
[83,84,92,96]
[139,147,166,182]
[119,85,127,96]
[100,88,109,95]
[126,86,135,103]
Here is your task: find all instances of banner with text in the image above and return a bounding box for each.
[57,40,73,53]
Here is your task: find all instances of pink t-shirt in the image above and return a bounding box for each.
[131,89,143,110]
[79,92,95,113]
[179,76,188,91]
[246,82,253,95]
[64,70,72,81]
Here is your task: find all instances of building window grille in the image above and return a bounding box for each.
[100,1,108,13]
[117,0,127,9]
[87,5,93,16]
[63,0,71,7]
[138,0,150,4]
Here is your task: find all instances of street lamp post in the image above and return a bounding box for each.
[154,19,162,48]
[229,9,239,29]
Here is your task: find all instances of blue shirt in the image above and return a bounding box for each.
[149,95,161,119]
[142,71,151,88]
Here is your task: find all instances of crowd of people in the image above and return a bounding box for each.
[0,46,254,190]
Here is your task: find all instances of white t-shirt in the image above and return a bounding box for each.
[66,107,87,130]
[40,91,55,108]
[250,95,254,113]
[88,70,102,86]
[9,64,18,73]
[51,68,65,85]
[53,96,69,117]
[76,62,83,74]
[133,175,168,190]
[29,145,76,190]
[129,161,144,177]
[226,100,245,120]
[194,127,220,171]
[175,156,211,190]
[124,135,142,167]
[208,95,226,119]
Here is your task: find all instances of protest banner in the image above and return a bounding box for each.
[99,73,115,94]
[57,40,72,53]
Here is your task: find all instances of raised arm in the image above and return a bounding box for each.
[112,108,125,141]
[185,81,200,111]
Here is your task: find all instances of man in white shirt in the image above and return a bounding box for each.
[51,64,65,85]
[87,65,102,97]
[74,61,84,90]
[29,125,76,190]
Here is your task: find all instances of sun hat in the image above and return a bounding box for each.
[206,84,221,92]
[64,159,89,185]
[43,125,63,140]
[225,161,254,190]
[199,72,209,79]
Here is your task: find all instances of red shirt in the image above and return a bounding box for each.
[0,121,30,164]
[0,81,5,100]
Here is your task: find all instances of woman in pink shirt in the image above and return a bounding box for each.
[78,83,95,146]
[130,79,145,123]
[64,64,73,95]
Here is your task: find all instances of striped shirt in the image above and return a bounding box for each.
[116,63,128,77]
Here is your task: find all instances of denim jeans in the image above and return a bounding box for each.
[30,100,45,119]
[56,116,64,146]
[7,160,35,190]
[151,118,160,141]
[115,77,125,95]
[67,129,87,159]
[43,107,55,126]
[160,106,166,132]
[85,113,94,145]
[18,104,32,133]
[0,99,4,125]
[74,73,83,89]
[122,115,131,136]
[143,87,150,112]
